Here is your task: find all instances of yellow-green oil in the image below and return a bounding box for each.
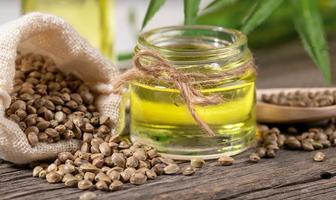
[130,46,256,159]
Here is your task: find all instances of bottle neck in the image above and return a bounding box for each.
[135,26,251,71]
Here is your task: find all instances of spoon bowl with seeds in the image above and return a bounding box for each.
[257,88,336,123]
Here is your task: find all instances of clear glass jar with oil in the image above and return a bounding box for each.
[130,26,256,160]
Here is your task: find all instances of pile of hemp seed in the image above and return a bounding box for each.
[8,52,96,146]
[249,123,334,163]
[5,53,336,194]
[261,90,336,107]
[8,53,234,192]
[252,90,336,163]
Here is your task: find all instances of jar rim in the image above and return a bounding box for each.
[137,25,247,55]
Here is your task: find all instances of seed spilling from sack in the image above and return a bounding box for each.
[29,95,192,192]
[261,90,336,107]
[6,53,98,146]
[21,53,200,192]
[34,135,191,191]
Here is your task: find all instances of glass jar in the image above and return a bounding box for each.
[21,0,114,60]
[130,26,256,160]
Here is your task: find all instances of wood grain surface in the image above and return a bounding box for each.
[2,148,336,200]
[1,39,336,200]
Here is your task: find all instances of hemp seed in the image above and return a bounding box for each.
[218,155,234,166]
[313,152,326,162]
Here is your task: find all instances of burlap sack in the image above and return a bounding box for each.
[0,13,123,164]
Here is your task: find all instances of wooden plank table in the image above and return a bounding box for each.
[1,39,336,200]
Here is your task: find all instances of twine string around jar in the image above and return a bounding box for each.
[112,50,255,137]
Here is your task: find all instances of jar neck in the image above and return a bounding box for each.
[135,25,252,68]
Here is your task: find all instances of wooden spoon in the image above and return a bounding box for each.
[257,87,336,123]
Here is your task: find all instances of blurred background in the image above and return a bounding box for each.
[0,0,335,87]
[0,0,188,62]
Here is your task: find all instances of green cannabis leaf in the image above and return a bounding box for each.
[141,0,166,30]
[292,0,331,83]
[184,0,201,25]
[203,0,239,14]
[139,0,332,83]
[242,0,284,34]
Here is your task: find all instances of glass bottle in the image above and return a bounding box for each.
[130,25,256,160]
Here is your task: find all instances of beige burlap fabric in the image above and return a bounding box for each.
[0,13,122,164]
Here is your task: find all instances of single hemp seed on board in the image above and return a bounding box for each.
[313,152,326,162]
[190,158,205,168]
[218,155,234,166]
[79,191,97,200]
[182,165,196,176]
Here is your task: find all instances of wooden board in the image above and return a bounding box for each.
[2,148,336,200]
[1,39,336,200]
